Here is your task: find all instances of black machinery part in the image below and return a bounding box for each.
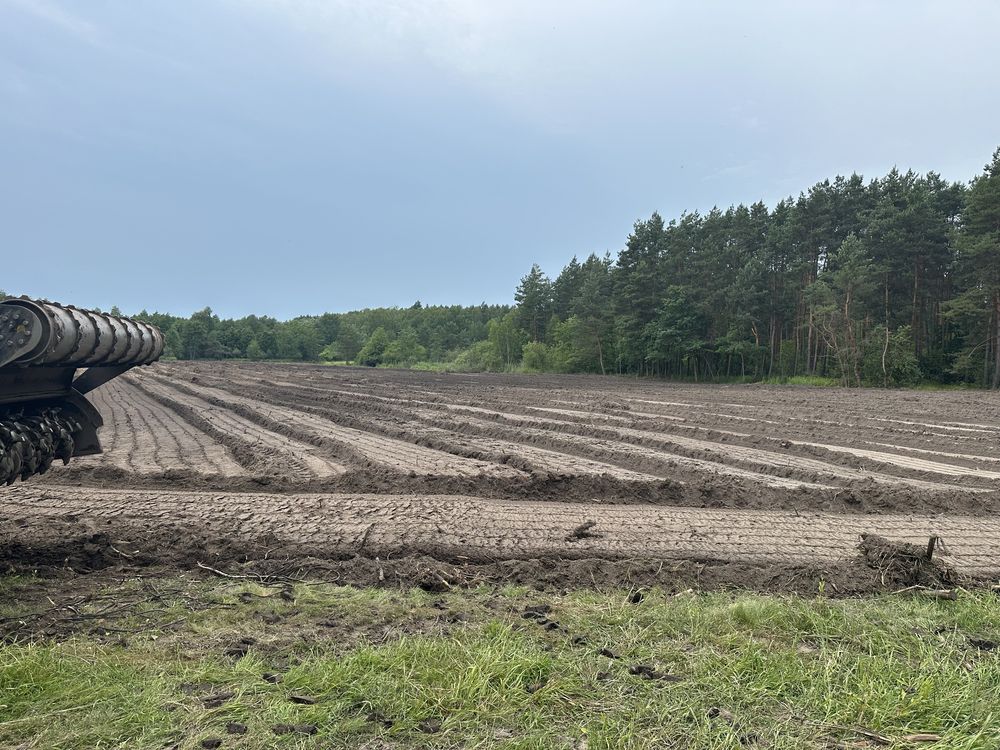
[0,298,164,484]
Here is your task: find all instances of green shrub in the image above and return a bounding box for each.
[862,326,922,387]
[450,340,500,372]
[521,342,552,372]
[357,327,390,367]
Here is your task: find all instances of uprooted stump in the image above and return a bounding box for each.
[859,533,961,589]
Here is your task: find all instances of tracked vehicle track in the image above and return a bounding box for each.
[133,376,346,479]
[85,380,244,476]
[4,484,999,577]
[173,365,1000,495]
[136,372,525,478]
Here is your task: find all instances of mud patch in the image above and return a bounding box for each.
[3,484,999,595]
[0,547,986,599]
[37,361,1000,516]
[858,533,960,589]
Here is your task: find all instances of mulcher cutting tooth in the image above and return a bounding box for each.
[33,416,57,475]
[5,434,22,485]
[12,421,38,481]
[52,415,77,466]
[0,436,13,485]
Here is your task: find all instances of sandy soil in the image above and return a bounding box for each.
[4,362,999,589]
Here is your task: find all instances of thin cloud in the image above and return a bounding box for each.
[3,0,101,44]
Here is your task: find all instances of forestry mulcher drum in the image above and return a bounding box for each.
[0,298,163,484]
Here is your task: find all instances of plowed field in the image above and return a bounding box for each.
[4,362,1000,590]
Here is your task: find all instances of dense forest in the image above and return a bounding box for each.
[6,148,1000,386]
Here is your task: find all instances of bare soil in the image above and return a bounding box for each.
[4,362,1000,591]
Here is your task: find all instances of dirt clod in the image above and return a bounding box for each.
[200,740,222,749]
[859,534,960,588]
[628,664,681,681]
[366,711,394,728]
[708,707,736,723]
[415,567,455,593]
[969,638,998,651]
[419,719,442,734]
[272,724,318,735]
[203,691,235,708]
[288,694,317,705]
[225,723,247,735]
[566,520,600,541]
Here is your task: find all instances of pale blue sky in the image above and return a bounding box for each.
[2,0,998,318]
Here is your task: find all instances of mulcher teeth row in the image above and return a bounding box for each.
[0,409,81,485]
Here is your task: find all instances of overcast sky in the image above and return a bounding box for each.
[2,1,998,318]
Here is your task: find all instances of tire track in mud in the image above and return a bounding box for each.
[210,372,987,492]
[196,375,831,490]
[175,373,711,482]
[175,367,998,495]
[136,372,525,479]
[408,410,831,490]
[169,372,800,484]
[623,396,1000,446]
[84,380,245,476]
[3,485,999,577]
[423,394,1000,486]
[863,442,1000,465]
[215,368,1000,483]
[132,376,346,480]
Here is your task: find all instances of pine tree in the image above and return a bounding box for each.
[952,149,1000,387]
[551,256,582,320]
[514,264,552,341]
[614,212,667,372]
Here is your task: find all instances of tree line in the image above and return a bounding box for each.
[510,147,1000,387]
[132,304,510,368]
[5,147,998,386]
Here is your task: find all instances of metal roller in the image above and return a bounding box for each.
[79,310,115,366]
[0,297,165,484]
[0,298,164,369]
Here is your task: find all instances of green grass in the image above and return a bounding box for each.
[3,578,997,748]
[756,375,842,387]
